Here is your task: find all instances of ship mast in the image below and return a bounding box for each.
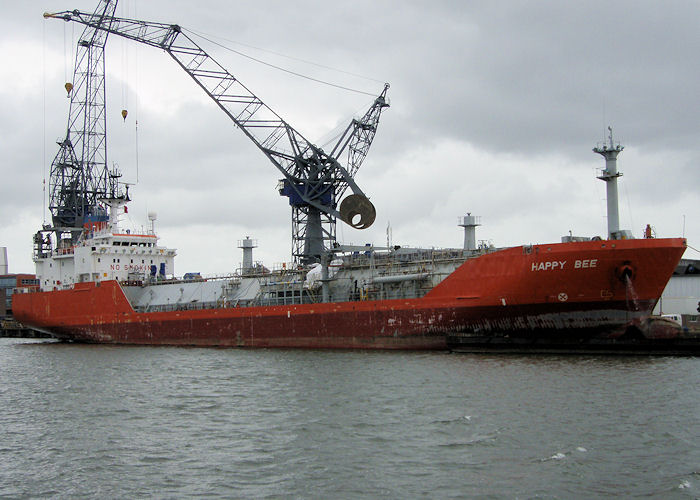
[593,126,625,239]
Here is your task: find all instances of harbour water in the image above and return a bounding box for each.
[1,337,699,498]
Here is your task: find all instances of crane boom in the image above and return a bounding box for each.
[46,9,390,263]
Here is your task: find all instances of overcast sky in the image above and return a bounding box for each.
[1,0,699,275]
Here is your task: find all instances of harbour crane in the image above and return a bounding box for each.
[45,8,390,264]
[42,0,123,253]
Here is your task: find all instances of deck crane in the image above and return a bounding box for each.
[45,9,390,265]
[40,0,123,256]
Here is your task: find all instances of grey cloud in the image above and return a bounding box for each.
[2,0,699,272]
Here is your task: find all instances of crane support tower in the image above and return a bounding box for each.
[44,0,124,251]
[46,8,390,264]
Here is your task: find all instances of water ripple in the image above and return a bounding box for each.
[1,339,699,497]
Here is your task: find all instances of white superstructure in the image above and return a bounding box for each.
[34,197,176,291]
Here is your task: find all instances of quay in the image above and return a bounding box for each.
[0,318,51,339]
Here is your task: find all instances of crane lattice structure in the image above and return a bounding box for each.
[45,0,124,247]
[46,8,390,264]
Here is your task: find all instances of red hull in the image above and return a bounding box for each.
[13,238,686,349]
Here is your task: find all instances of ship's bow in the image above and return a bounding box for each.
[431,237,686,348]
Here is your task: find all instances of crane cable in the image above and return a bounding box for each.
[187,28,385,84]
[316,96,376,149]
[185,28,384,98]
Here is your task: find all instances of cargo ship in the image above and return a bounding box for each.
[13,181,687,349]
[12,228,687,348]
[12,2,687,349]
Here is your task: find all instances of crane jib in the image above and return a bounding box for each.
[46,6,390,263]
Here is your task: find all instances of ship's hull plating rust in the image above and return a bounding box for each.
[13,238,686,349]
